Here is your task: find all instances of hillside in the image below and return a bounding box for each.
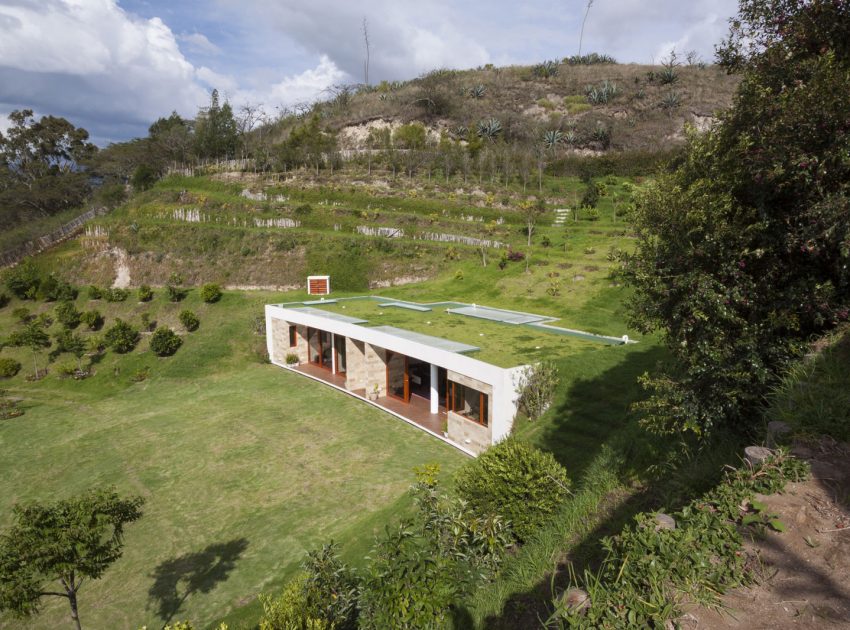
[274,60,739,154]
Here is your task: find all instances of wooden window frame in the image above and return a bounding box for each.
[447,380,489,427]
[307,327,333,371]
[385,351,409,402]
[289,325,297,348]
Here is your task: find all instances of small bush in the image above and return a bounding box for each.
[259,573,331,630]
[166,283,188,302]
[103,319,140,354]
[285,353,299,365]
[130,366,150,383]
[138,285,153,302]
[103,287,129,302]
[150,327,183,357]
[87,285,103,300]
[81,310,104,331]
[140,312,156,332]
[0,293,9,309]
[39,274,77,302]
[179,310,199,332]
[516,361,560,419]
[455,438,571,542]
[200,283,222,303]
[12,307,32,323]
[55,301,81,329]
[0,390,24,419]
[4,260,40,299]
[0,358,22,378]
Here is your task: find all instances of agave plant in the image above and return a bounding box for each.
[532,60,559,79]
[591,123,611,148]
[542,129,564,149]
[469,84,486,99]
[476,118,503,141]
[660,90,682,109]
[585,80,619,105]
[563,130,579,145]
[565,52,616,65]
[453,125,469,139]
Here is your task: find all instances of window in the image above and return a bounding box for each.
[289,325,297,347]
[448,380,488,426]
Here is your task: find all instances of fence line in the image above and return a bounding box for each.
[0,207,109,268]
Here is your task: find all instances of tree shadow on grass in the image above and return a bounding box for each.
[148,537,249,625]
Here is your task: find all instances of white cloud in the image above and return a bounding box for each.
[179,32,222,56]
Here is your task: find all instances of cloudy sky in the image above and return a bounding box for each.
[0,0,739,145]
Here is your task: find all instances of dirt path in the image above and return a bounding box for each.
[684,439,850,628]
[111,247,131,288]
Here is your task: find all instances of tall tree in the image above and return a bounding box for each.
[0,110,97,228]
[0,489,144,630]
[194,89,239,160]
[624,0,850,436]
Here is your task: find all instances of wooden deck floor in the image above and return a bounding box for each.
[293,364,446,436]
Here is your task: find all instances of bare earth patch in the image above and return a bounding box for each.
[684,439,850,628]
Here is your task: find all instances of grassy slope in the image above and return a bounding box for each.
[2,171,673,629]
[0,290,463,630]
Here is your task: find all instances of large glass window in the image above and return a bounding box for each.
[448,380,488,426]
[289,325,297,347]
[386,351,407,400]
[307,328,333,370]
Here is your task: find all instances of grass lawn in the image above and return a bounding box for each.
[0,291,464,629]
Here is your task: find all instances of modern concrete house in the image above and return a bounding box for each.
[266,297,630,456]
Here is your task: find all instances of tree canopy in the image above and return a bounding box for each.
[624,0,850,436]
[0,488,144,630]
[0,110,97,229]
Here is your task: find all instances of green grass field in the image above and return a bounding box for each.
[0,290,464,629]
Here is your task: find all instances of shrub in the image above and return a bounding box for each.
[81,310,104,331]
[581,182,599,208]
[55,301,81,329]
[87,285,103,300]
[103,319,140,353]
[259,573,331,630]
[301,543,359,629]
[179,310,199,332]
[140,312,155,332]
[0,293,9,309]
[455,438,571,542]
[138,285,153,302]
[200,283,222,303]
[4,259,40,299]
[12,307,32,323]
[0,389,24,419]
[516,361,560,419]
[0,358,21,378]
[39,273,77,302]
[166,272,188,302]
[285,353,299,365]
[149,327,183,357]
[103,287,129,302]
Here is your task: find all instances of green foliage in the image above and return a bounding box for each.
[38,274,77,302]
[564,53,616,65]
[476,118,502,141]
[150,327,183,357]
[455,438,571,542]
[624,0,850,436]
[4,260,41,299]
[103,287,129,303]
[200,283,222,303]
[87,285,103,300]
[138,285,153,302]
[532,60,560,78]
[54,300,81,329]
[179,310,200,332]
[81,309,104,331]
[285,353,299,365]
[0,488,144,623]
[12,306,32,323]
[301,543,359,629]
[767,329,850,441]
[166,273,188,302]
[584,80,619,105]
[550,450,809,628]
[0,110,96,231]
[258,573,331,630]
[276,115,337,172]
[580,182,599,208]
[194,89,239,159]
[131,163,159,191]
[0,358,21,378]
[103,319,140,354]
[0,293,8,309]
[516,360,560,420]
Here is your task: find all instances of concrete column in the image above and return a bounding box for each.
[430,363,439,414]
[331,333,336,375]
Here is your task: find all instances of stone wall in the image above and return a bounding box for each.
[344,338,367,391]
[365,343,388,397]
[293,324,309,364]
[447,411,491,455]
[270,319,289,363]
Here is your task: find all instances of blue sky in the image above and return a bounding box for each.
[0,0,739,145]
